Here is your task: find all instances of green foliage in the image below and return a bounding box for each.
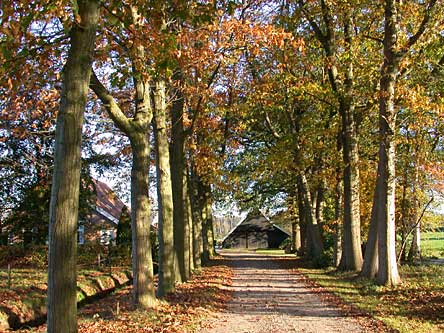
[3,169,95,247]
[311,247,334,268]
[422,211,444,231]
[3,181,50,246]
[278,237,292,250]
[116,206,131,246]
[396,231,444,259]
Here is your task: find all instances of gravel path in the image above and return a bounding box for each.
[203,251,368,333]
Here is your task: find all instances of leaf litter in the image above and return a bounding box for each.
[12,258,233,333]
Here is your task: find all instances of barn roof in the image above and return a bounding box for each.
[221,211,290,243]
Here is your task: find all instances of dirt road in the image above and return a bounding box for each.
[203,251,368,333]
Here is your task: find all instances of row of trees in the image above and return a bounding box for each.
[66,0,235,329]
[2,0,303,331]
[217,0,444,286]
[1,0,250,331]
[2,0,444,331]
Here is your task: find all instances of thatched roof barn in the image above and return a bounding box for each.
[221,212,290,249]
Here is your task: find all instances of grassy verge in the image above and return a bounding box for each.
[421,232,444,258]
[254,249,286,255]
[0,267,132,330]
[219,248,292,256]
[9,257,232,333]
[298,263,444,333]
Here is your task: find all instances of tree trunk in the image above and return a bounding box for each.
[191,207,203,268]
[339,108,363,271]
[130,134,156,307]
[181,168,191,279]
[200,183,215,263]
[315,183,325,229]
[153,80,175,297]
[47,1,98,332]
[170,80,187,282]
[127,5,158,305]
[89,4,157,308]
[376,137,400,285]
[184,169,194,274]
[0,221,7,245]
[189,165,203,268]
[398,169,409,262]
[292,222,301,254]
[301,1,363,270]
[376,0,401,286]
[338,11,363,272]
[202,199,214,264]
[205,196,215,258]
[365,0,435,281]
[361,190,379,278]
[89,76,157,306]
[297,174,324,259]
[408,222,421,261]
[296,185,307,256]
[334,172,343,267]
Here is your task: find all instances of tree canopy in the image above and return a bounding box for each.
[2,0,444,330]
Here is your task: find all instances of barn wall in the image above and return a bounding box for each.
[222,229,288,249]
[267,229,289,248]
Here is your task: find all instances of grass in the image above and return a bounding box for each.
[421,232,444,258]
[254,248,286,255]
[298,263,444,333]
[0,268,47,290]
[219,248,290,256]
[0,267,131,291]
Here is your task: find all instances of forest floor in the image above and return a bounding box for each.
[203,251,391,333]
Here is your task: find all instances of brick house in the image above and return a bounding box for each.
[78,180,128,245]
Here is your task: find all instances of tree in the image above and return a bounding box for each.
[153,79,176,296]
[371,0,437,286]
[90,5,156,307]
[47,1,99,332]
[297,0,364,271]
[170,75,189,281]
[90,75,156,307]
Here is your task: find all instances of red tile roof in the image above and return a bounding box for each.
[93,179,127,222]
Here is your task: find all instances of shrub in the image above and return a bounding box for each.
[0,244,47,268]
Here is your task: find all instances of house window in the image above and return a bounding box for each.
[78,225,85,245]
[99,229,114,245]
